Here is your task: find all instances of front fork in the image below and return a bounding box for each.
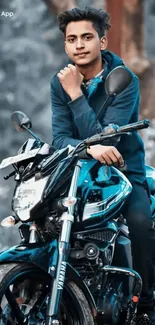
[46,161,82,325]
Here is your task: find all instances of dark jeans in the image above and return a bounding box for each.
[122,181,155,309]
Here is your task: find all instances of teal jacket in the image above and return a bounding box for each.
[50,51,146,184]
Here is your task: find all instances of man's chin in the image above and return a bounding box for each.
[74,59,92,67]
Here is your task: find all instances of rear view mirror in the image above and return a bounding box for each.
[105,66,133,96]
[11,111,32,132]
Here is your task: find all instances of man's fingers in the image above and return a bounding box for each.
[68,63,76,71]
[98,153,113,165]
[101,153,113,165]
[108,151,119,164]
[86,145,124,167]
[68,64,83,80]
[64,67,70,71]
[60,69,67,75]
[58,67,71,77]
[57,72,64,79]
[99,147,124,166]
[112,147,124,166]
[100,158,106,165]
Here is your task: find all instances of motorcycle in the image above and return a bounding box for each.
[0,66,154,325]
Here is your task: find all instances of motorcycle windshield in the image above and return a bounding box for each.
[0,148,40,169]
[43,155,79,199]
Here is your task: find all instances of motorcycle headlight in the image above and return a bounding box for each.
[12,176,48,221]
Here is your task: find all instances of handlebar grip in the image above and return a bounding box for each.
[84,133,124,146]
[117,119,150,133]
[84,119,150,147]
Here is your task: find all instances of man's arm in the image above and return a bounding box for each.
[51,77,124,165]
[51,70,139,166]
[51,81,81,149]
[55,63,139,140]
[68,75,140,139]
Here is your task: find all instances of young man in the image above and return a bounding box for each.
[51,7,155,322]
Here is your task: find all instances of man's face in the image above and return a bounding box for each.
[65,20,106,66]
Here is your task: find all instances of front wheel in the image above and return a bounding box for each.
[0,263,94,325]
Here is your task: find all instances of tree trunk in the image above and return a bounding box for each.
[43,0,76,14]
[121,0,150,75]
[106,0,123,56]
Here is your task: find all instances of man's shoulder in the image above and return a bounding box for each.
[50,73,65,96]
[50,70,70,102]
[115,64,139,95]
[123,65,139,83]
[105,51,139,84]
[50,73,60,88]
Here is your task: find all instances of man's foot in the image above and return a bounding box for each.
[136,308,155,325]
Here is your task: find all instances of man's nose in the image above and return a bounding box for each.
[76,38,84,48]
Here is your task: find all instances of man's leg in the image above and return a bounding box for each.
[122,182,155,311]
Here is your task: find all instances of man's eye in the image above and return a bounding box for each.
[85,36,92,40]
[68,38,75,43]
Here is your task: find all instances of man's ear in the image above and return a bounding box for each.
[100,36,107,50]
[64,41,68,54]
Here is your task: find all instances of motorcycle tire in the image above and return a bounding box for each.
[0,263,94,325]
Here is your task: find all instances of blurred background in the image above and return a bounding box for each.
[0,0,155,248]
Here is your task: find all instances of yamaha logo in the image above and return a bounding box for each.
[57,261,66,290]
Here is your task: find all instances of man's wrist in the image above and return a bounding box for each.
[69,90,83,101]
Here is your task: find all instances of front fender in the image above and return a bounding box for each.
[0,241,96,315]
[0,240,58,273]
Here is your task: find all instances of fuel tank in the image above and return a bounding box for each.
[75,160,132,230]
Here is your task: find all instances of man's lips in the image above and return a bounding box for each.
[74,52,89,56]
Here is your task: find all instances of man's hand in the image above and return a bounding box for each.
[57,64,83,101]
[87,144,124,167]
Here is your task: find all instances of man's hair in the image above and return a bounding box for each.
[57,7,111,38]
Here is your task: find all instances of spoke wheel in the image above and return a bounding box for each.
[0,264,94,325]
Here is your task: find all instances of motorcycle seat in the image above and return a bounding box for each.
[145,165,155,194]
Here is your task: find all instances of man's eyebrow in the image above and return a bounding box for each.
[66,32,94,38]
[66,34,76,38]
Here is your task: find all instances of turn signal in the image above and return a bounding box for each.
[62,196,77,207]
[1,216,16,227]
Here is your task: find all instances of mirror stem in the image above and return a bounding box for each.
[21,125,41,143]
[95,95,115,133]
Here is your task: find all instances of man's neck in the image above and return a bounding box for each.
[77,57,103,81]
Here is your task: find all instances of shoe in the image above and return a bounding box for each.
[136,308,155,325]
[136,313,153,324]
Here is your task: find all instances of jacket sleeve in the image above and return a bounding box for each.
[68,75,140,139]
[51,81,82,149]
[51,74,139,149]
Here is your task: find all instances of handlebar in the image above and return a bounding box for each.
[117,119,150,133]
[84,119,150,147]
[83,132,127,147]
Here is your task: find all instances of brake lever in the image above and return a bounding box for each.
[4,170,16,180]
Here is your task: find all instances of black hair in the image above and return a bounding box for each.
[57,7,111,38]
